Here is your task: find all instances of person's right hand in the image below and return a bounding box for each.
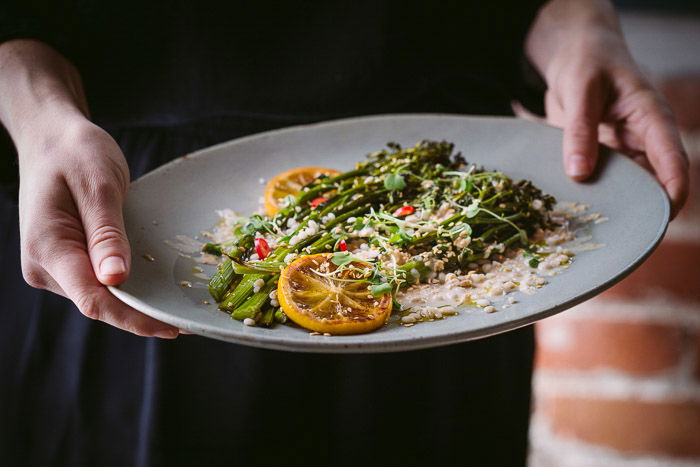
[17,111,180,338]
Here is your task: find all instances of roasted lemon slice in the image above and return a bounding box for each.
[277,253,392,334]
[263,167,341,216]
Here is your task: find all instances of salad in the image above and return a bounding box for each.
[201,140,563,334]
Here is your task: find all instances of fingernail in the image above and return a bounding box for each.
[567,154,589,177]
[100,256,126,276]
[155,329,178,339]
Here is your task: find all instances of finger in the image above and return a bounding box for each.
[21,259,67,297]
[77,178,132,287]
[597,124,624,152]
[511,100,547,124]
[643,113,690,218]
[596,124,654,172]
[561,77,608,180]
[44,247,179,338]
[544,89,566,126]
[630,152,655,173]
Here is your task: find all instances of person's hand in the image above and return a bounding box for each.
[526,0,689,218]
[0,40,179,338]
[16,111,180,338]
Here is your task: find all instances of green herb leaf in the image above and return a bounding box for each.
[465,201,480,218]
[282,194,297,208]
[351,218,365,230]
[331,252,353,266]
[523,251,540,268]
[389,229,413,245]
[244,214,273,233]
[370,282,392,297]
[384,172,406,191]
[202,243,223,256]
[449,223,472,238]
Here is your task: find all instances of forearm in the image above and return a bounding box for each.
[0,39,89,149]
[526,0,625,80]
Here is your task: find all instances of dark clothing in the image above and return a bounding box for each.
[3,1,542,127]
[0,2,542,466]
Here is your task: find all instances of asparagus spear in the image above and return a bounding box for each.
[208,258,235,302]
[207,236,252,301]
[231,276,278,321]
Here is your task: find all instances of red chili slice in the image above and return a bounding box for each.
[338,239,348,252]
[392,206,415,217]
[254,237,271,260]
[310,197,328,208]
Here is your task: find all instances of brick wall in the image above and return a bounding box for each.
[529,75,700,466]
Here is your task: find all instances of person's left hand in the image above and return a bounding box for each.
[526,0,689,218]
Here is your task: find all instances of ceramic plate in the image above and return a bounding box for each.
[109,114,669,353]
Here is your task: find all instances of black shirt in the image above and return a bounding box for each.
[3,1,542,126]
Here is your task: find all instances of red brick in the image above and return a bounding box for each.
[695,330,700,382]
[658,74,700,131]
[536,319,682,375]
[672,156,700,217]
[601,241,700,303]
[543,396,700,458]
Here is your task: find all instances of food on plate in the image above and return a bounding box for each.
[277,253,393,334]
[263,166,341,216]
[202,140,570,334]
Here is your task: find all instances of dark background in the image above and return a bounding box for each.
[0,0,698,195]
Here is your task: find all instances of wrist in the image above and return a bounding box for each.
[526,0,624,80]
[0,40,89,149]
[15,107,92,161]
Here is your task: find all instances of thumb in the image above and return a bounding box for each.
[561,77,607,181]
[82,186,131,286]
